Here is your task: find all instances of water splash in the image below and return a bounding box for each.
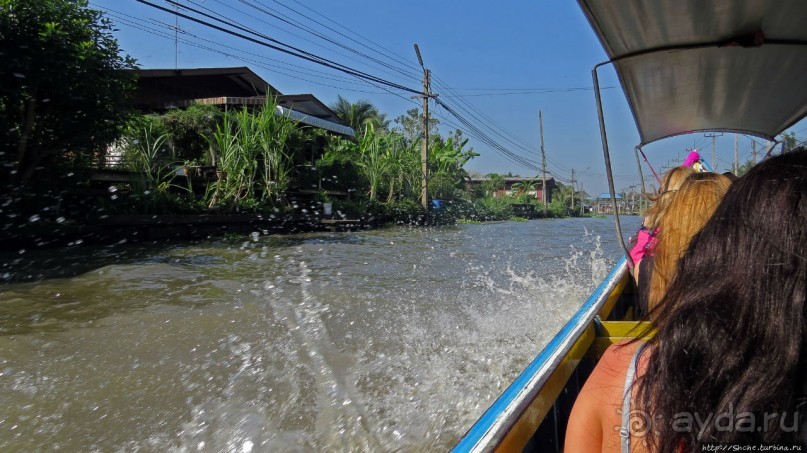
[0,218,627,452]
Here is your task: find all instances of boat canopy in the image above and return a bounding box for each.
[578,0,807,146]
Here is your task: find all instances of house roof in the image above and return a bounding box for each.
[132,67,280,111]
[277,94,343,123]
[130,67,353,136]
[578,0,807,146]
[174,96,354,137]
[467,177,555,185]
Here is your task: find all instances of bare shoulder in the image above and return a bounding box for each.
[598,340,643,375]
[564,340,646,452]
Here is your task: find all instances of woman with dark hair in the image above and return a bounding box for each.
[565,149,807,452]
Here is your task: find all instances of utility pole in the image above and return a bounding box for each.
[578,181,585,215]
[734,134,739,174]
[570,168,576,214]
[539,111,547,218]
[752,140,757,164]
[704,132,723,170]
[413,44,436,210]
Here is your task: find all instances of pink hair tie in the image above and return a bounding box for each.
[682,150,701,167]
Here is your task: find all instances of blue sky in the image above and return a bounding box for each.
[91,0,807,195]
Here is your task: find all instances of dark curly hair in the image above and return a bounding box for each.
[637,149,807,451]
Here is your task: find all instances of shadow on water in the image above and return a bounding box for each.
[0,229,414,336]
[0,230,380,284]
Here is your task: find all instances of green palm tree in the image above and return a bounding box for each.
[330,96,388,138]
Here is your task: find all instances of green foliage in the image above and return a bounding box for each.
[205,98,296,208]
[386,198,426,225]
[253,102,296,203]
[429,134,478,199]
[512,193,537,205]
[160,104,222,163]
[331,199,364,218]
[481,173,506,196]
[781,132,798,153]
[737,159,757,177]
[113,124,203,214]
[393,108,439,146]
[318,138,365,192]
[472,196,514,221]
[0,0,137,187]
[511,179,537,194]
[329,96,389,138]
[548,199,570,218]
[356,124,407,201]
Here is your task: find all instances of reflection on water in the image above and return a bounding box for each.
[0,217,634,451]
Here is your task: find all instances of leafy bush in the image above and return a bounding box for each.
[471,197,514,221]
[1,0,136,187]
[317,140,366,193]
[387,199,425,225]
[548,199,570,218]
[161,104,223,163]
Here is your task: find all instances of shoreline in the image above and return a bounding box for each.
[0,213,377,252]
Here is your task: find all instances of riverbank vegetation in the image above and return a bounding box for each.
[1,0,594,248]
[109,99,591,224]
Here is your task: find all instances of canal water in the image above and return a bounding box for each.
[0,217,634,452]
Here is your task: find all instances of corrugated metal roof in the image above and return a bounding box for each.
[177,97,354,137]
[276,106,354,137]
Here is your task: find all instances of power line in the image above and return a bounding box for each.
[135,0,422,95]
[272,0,422,75]
[439,87,617,97]
[232,0,421,83]
[120,1,599,179]
[432,78,538,156]
[99,7,415,97]
[435,98,541,171]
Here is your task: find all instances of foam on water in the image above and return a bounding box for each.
[168,224,614,451]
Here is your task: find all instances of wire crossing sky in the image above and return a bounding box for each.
[92,0,807,194]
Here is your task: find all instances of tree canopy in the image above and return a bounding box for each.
[329,96,388,138]
[0,0,137,187]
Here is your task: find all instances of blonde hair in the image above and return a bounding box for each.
[647,173,733,310]
[643,166,695,229]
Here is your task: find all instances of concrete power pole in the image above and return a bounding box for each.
[705,132,723,170]
[414,44,434,210]
[539,111,547,218]
[570,168,575,213]
[752,140,757,164]
[734,134,739,175]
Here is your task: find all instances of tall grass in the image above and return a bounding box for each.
[205,98,297,209]
[119,124,193,213]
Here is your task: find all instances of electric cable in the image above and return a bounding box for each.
[135,0,423,95]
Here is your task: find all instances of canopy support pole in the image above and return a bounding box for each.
[593,63,634,271]
[763,138,782,159]
[634,146,648,195]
